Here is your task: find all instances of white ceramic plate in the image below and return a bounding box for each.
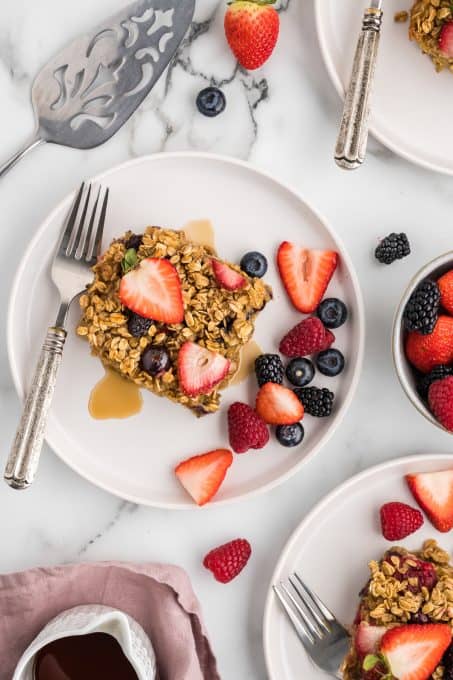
[264,453,453,679]
[315,0,453,175]
[8,152,364,508]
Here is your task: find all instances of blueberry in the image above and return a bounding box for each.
[141,347,171,377]
[285,358,314,387]
[276,423,304,447]
[125,233,143,250]
[316,349,345,377]
[196,87,226,118]
[240,251,268,278]
[316,298,348,329]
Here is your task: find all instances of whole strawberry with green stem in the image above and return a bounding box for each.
[224,0,280,70]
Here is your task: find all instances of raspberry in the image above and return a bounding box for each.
[417,365,453,399]
[203,538,251,583]
[254,354,284,387]
[380,502,424,541]
[279,317,334,358]
[375,232,410,264]
[428,376,453,432]
[403,280,440,335]
[227,402,269,454]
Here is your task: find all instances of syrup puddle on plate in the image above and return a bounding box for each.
[183,219,216,250]
[230,340,262,386]
[89,367,143,420]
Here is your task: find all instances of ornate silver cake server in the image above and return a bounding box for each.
[0,0,195,179]
[334,0,383,170]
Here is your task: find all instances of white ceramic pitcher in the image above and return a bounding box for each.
[13,604,157,680]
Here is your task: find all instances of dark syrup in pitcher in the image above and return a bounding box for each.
[34,633,138,680]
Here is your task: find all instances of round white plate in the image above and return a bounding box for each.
[264,453,453,679]
[8,152,364,508]
[315,0,453,175]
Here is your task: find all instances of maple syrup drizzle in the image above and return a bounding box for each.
[183,219,216,250]
[89,367,143,420]
[230,340,263,386]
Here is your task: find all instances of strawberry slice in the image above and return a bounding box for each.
[119,257,184,324]
[355,622,386,659]
[277,242,338,314]
[178,341,231,397]
[211,259,247,291]
[255,383,304,425]
[406,469,453,532]
[378,624,451,680]
[439,22,453,57]
[175,449,233,506]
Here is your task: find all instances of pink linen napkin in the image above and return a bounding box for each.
[0,561,220,680]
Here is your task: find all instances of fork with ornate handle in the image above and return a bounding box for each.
[334,0,384,170]
[273,573,351,677]
[4,183,109,490]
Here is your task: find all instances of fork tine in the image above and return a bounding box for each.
[293,573,336,623]
[273,584,315,647]
[87,186,109,264]
[59,182,85,256]
[279,582,323,640]
[81,185,101,262]
[289,574,331,634]
[71,183,92,258]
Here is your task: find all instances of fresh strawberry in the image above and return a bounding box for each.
[405,315,453,373]
[378,624,451,680]
[279,317,335,358]
[407,469,453,532]
[119,257,184,324]
[224,0,279,71]
[178,342,231,397]
[277,242,338,314]
[203,538,251,583]
[211,259,247,291]
[175,449,233,506]
[380,502,424,541]
[429,376,453,432]
[438,269,453,314]
[255,382,304,425]
[439,21,453,57]
[228,402,269,453]
[355,622,386,658]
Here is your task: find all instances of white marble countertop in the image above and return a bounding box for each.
[1,1,452,678]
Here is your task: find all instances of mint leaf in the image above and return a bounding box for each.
[363,654,380,672]
[122,248,138,274]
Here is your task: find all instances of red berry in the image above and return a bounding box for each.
[379,502,424,541]
[211,259,247,291]
[438,269,453,314]
[429,376,453,432]
[439,22,453,57]
[203,538,252,583]
[178,342,231,397]
[224,0,280,71]
[279,317,335,358]
[407,469,453,532]
[227,402,269,453]
[255,382,304,425]
[405,315,453,373]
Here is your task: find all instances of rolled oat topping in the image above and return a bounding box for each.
[408,0,453,72]
[77,226,272,416]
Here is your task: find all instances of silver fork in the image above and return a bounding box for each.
[4,182,109,490]
[273,573,351,678]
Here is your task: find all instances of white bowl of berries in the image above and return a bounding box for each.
[393,251,453,434]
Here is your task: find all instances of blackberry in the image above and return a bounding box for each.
[125,233,143,250]
[294,386,334,417]
[442,643,453,680]
[255,354,284,387]
[375,232,411,264]
[417,364,453,399]
[403,280,440,335]
[128,313,152,337]
[410,612,429,624]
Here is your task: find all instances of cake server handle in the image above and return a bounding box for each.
[334,4,383,170]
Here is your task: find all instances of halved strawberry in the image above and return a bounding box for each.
[255,382,304,425]
[406,469,453,532]
[355,622,386,659]
[277,242,338,314]
[175,449,233,506]
[178,342,231,397]
[211,259,246,291]
[119,257,184,324]
[378,624,451,680]
[439,21,453,58]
